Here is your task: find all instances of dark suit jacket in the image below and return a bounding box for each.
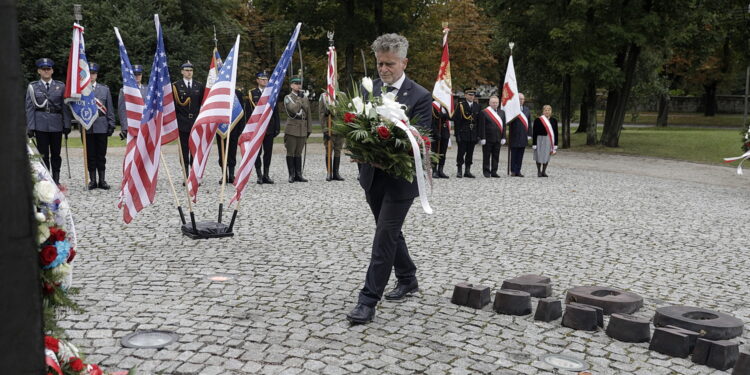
[478,108,506,143]
[359,76,432,200]
[453,99,480,141]
[532,117,559,146]
[173,79,205,132]
[507,105,531,148]
[249,87,280,137]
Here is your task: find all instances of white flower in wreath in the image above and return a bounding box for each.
[58,339,80,360]
[351,96,365,114]
[365,102,377,119]
[361,77,374,95]
[52,263,73,290]
[377,92,409,123]
[37,224,50,244]
[34,180,56,203]
[35,211,46,222]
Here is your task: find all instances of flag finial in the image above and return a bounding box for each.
[509,42,515,52]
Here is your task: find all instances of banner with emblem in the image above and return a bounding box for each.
[500,54,527,131]
[63,23,98,130]
[432,25,454,117]
[206,48,244,139]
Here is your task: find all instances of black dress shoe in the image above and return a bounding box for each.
[263,175,274,184]
[541,172,549,177]
[87,181,98,190]
[346,303,375,324]
[464,171,475,178]
[483,172,491,178]
[98,181,111,190]
[517,173,525,177]
[384,281,419,301]
[490,173,501,178]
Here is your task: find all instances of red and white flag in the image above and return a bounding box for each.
[432,26,453,117]
[326,45,337,105]
[186,35,241,201]
[501,55,527,131]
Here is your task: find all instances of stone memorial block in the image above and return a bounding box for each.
[692,338,739,370]
[654,305,744,340]
[565,286,643,315]
[534,298,562,322]
[733,351,750,375]
[649,327,691,358]
[467,285,492,309]
[451,282,472,306]
[493,289,532,316]
[501,274,552,298]
[605,313,651,343]
[562,304,598,331]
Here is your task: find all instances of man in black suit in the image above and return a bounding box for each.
[347,33,433,325]
[508,92,531,177]
[173,61,205,178]
[478,95,506,178]
[453,88,481,178]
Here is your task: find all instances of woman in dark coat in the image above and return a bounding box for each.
[532,105,558,177]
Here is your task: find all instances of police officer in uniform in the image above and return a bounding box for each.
[85,63,116,189]
[318,91,344,181]
[118,64,147,139]
[215,88,246,184]
[249,71,280,184]
[478,95,506,178]
[25,58,71,184]
[452,88,480,178]
[283,75,312,183]
[173,61,204,177]
[431,103,451,179]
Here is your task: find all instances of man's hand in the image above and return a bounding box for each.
[527,136,532,141]
[119,130,127,140]
[107,128,114,137]
[532,145,537,150]
[27,129,35,138]
[63,128,71,135]
[479,139,486,146]
[307,132,311,138]
[501,139,506,145]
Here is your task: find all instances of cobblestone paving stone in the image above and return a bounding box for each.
[57,144,749,374]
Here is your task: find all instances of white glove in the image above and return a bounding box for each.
[480,139,486,145]
[553,146,558,151]
[532,145,537,150]
[501,139,506,145]
[527,136,532,141]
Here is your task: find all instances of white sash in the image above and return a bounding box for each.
[724,150,750,175]
[483,107,503,134]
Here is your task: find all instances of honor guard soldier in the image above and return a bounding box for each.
[452,88,480,178]
[249,71,280,184]
[25,58,72,184]
[430,103,451,179]
[173,61,204,177]
[478,95,506,178]
[215,88,246,184]
[283,75,312,183]
[319,91,344,181]
[118,64,147,139]
[85,63,116,189]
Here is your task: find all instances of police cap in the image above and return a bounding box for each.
[89,63,99,73]
[290,75,302,84]
[36,58,54,68]
[133,65,144,74]
[256,71,269,79]
[180,61,194,70]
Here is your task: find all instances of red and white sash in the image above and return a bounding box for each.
[95,98,107,114]
[539,115,555,154]
[483,107,503,134]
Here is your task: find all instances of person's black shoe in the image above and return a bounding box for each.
[262,175,274,184]
[517,173,525,177]
[384,281,419,301]
[483,171,491,178]
[464,170,475,178]
[88,181,98,190]
[433,170,439,178]
[541,172,549,177]
[437,167,449,179]
[538,171,543,177]
[346,303,375,324]
[490,173,501,178]
[456,165,462,178]
[98,180,111,190]
[257,175,263,184]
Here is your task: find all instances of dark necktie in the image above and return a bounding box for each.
[384,85,396,93]
[187,81,191,90]
[45,82,50,91]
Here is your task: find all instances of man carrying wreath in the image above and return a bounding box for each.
[347,33,433,325]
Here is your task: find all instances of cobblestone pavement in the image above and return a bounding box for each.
[56,143,749,374]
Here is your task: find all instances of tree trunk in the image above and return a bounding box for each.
[343,0,355,90]
[703,82,718,117]
[561,74,571,148]
[0,0,45,372]
[601,43,641,147]
[373,0,384,36]
[577,98,588,134]
[656,92,669,127]
[584,79,598,145]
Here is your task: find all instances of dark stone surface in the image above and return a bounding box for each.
[493,289,532,316]
[570,302,604,328]
[534,298,562,322]
[562,303,598,331]
[692,338,712,365]
[705,340,739,370]
[467,285,491,309]
[734,351,750,375]
[565,286,643,315]
[451,282,472,306]
[501,274,552,298]
[606,313,651,343]
[654,305,744,340]
[665,325,700,353]
[649,327,691,358]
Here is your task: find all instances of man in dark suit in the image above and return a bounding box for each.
[453,88,481,178]
[173,61,204,178]
[508,92,531,177]
[478,95,506,178]
[249,71,280,184]
[347,33,433,325]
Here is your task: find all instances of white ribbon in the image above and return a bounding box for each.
[723,150,750,175]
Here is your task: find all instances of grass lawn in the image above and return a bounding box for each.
[582,111,745,127]
[569,126,745,165]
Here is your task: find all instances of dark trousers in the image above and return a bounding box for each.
[432,136,449,168]
[482,142,501,174]
[510,147,525,175]
[254,134,275,170]
[358,173,417,307]
[178,131,192,177]
[85,133,108,172]
[216,124,242,169]
[456,140,476,167]
[35,131,62,174]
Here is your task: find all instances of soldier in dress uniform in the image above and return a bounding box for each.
[431,103,451,179]
[452,88,480,178]
[478,95,506,178]
[25,58,72,184]
[173,61,204,177]
[248,71,280,184]
[85,63,116,190]
[118,64,147,139]
[215,88,245,184]
[282,75,312,183]
[318,91,344,181]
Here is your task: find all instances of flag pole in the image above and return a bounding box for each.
[506,42,514,176]
[81,127,90,187]
[176,137,197,232]
[218,131,231,223]
[326,31,334,180]
[160,150,186,224]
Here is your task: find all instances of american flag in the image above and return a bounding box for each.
[186,35,241,201]
[206,47,244,139]
[117,15,175,223]
[230,23,301,205]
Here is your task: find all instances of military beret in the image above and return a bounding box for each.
[132,65,144,74]
[464,88,477,95]
[36,58,54,68]
[256,71,269,78]
[290,75,302,84]
[89,63,99,73]
[180,61,193,69]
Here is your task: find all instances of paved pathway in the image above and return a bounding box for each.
[57,144,749,374]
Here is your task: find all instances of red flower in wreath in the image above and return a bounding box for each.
[421,135,431,147]
[67,248,76,263]
[87,364,103,375]
[344,112,357,123]
[49,227,66,242]
[377,125,391,140]
[40,245,58,266]
[42,282,55,295]
[44,335,59,353]
[68,357,84,371]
